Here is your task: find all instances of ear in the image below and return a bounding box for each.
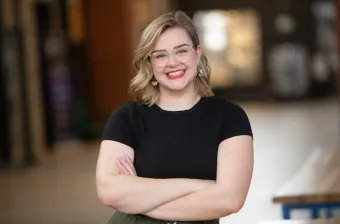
[196,44,202,62]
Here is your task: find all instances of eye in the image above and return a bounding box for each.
[177,49,188,54]
[155,54,167,59]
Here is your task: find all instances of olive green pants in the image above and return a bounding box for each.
[108,211,219,224]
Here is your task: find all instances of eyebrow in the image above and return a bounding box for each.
[151,44,190,54]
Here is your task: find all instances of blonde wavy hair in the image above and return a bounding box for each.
[129,11,214,106]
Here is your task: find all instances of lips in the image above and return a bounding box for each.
[166,69,186,80]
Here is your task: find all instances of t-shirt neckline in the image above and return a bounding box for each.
[154,97,204,115]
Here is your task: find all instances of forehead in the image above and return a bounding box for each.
[153,27,192,50]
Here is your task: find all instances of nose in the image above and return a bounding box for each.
[167,53,179,67]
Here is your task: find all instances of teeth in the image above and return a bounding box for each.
[167,70,184,76]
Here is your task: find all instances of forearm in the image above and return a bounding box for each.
[97,175,209,214]
[144,184,240,221]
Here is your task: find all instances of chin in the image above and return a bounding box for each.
[158,75,195,92]
[163,82,192,92]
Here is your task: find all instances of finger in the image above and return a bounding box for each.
[118,156,135,175]
[115,160,124,175]
[124,155,137,176]
[121,166,127,175]
[119,157,134,175]
[117,158,131,175]
[116,159,130,175]
[125,155,137,176]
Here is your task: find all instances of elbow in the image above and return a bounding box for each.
[220,198,246,216]
[228,199,245,214]
[98,192,113,207]
[96,178,122,208]
[97,187,119,208]
[96,185,141,214]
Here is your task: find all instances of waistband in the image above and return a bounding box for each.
[133,214,219,224]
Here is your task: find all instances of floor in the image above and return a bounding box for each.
[1,97,340,224]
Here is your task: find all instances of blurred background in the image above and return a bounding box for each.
[0,0,340,223]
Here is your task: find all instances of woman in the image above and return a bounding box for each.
[96,11,254,224]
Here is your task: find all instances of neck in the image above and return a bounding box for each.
[157,87,200,111]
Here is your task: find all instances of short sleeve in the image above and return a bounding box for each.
[101,103,135,149]
[220,102,253,142]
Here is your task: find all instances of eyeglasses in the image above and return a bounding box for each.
[149,45,195,68]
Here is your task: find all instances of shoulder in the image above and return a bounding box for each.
[202,97,248,116]
[113,101,136,112]
[203,97,253,139]
[107,101,140,122]
[102,102,140,146]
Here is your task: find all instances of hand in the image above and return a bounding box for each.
[116,155,137,176]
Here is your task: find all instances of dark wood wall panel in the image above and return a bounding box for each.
[86,0,133,124]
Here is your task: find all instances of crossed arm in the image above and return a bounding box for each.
[96,136,253,221]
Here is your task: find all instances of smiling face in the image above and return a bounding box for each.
[150,27,201,93]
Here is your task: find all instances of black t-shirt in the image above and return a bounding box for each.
[101,96,253,180]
